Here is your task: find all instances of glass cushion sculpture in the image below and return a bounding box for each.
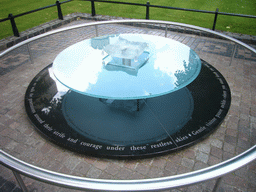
[103,36,150,71]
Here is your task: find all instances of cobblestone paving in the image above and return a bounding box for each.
[0,17,256,192]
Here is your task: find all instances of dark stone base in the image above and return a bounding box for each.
[25,60,231,158]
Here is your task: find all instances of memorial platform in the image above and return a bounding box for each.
[0,15,256,192]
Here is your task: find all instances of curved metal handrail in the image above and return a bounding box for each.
[1,146,255,191]
[1,19,256,56]
[0,20,256,191]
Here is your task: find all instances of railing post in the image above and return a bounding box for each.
[12,170,28,192]
[91,0,96,16]
[165,24,168,37]
[8,13,19,37]
[95,25,99,37]
[146,1,150,20]
[56,1,63,20]
[212,8,219,30]
[212,177,223,192]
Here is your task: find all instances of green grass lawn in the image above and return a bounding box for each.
[0,0,255,40]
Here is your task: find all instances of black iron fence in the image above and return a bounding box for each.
[0,0,71,37]
[1,0,256,37]
[86,0,256,31]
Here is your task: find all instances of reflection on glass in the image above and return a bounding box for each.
[103,51,150,76]
[53,34,201,100]
[101,35,150,74]
[104,36,148,59]
[40,68,69,116]
[99,98,145,113]
[174,50,201,86]
[91,36,110,50]
[67,49,103,92]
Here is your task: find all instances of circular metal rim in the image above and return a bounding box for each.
[1,146,255,191]
[1,19,256,56]
[1,19,256,191]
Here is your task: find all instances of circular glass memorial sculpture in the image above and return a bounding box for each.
[53,34,201,99]
[25,34,231,158]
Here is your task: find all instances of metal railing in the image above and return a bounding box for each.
[1,0,256,38]
[0,19,256,191]
[85,0,256,30]
[0,0,71,37]
[1,147,255,191]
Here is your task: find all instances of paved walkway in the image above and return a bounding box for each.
[0,14,256,192]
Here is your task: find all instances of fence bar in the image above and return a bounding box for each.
[91,0,96,16]
[219,12,256,18]
[56,1,64,20]
[87,0,147,7]
[12,170,28,192]
[212,8,219,30]
[0,17,9,23]
[9,0,71,19]
[146,2,150,20]
[8,13,19,37]
[11,5,56,18]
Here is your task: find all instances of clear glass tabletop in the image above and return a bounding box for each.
[53,34,201,100]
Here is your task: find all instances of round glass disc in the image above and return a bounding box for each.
[53,34,201,100]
